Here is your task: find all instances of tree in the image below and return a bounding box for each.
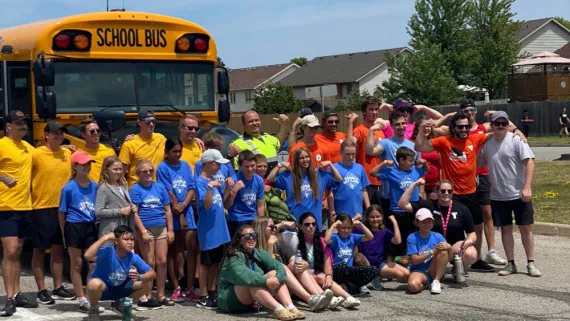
[217,57,226,67]
[377,43,461,106]
[333,87,370,111]
[554,16,570,31]
[290,57,308,66]
[253,82,301,114]
[470,0,521,99]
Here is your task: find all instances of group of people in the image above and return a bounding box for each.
[0,97,541,320]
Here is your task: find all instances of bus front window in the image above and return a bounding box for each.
[53,61,214,113]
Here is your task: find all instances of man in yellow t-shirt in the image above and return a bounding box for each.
[0,110,36,315]
[119,110,166,186]
[78,119,116,182]
[179,115,203,170]
[30,122,76,304]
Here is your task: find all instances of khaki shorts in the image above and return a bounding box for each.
[144,226,167,240]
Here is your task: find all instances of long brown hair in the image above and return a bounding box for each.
[411,114,434,141]
[291,147,319,202]
[99,155,127,186]
[252,216,272,252]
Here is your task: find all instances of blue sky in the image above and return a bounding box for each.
[1,0,569,68]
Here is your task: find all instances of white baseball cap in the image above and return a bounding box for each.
[200,149,229,164]
[301,115,321,128]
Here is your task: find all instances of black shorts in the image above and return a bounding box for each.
[201,244,225,266]
[64,222,98,250]
[32,208,64,250]
[491,199,534,227]
[453,193,483,225]
[385,211,416,256]
[380,197,391,218]
[366,185,383,208]
[0,211,32,239]
[476,175,491,206]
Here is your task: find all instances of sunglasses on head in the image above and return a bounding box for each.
[462,107,476,114]
[398,108,413,114]
[492,121,508,127]
[139,169,154,175]
[182,125,199,131]
[439,189,453,194]
[327,120,339,124]
[455,124,470,130]
[241,233,257,240]
[303,222,316,227]
[143,119,156,125]
[89,128,102,135]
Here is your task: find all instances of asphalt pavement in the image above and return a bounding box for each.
[1,231,568,321]
[530,146,570,161]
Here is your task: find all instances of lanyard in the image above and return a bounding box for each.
[438,201,453,237]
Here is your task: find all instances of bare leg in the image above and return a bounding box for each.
[482,205,495,251]
[139,239,156,298]
[185,230,198,291]
[379,262,410,281]
[207,265,219,292]
[2,237,20,298]
[234,286,281,311]
[154,239,169,299]
[473,223,484,260]
[429,250,450,280]
[407,272,428,293]
[86,278,105,305]
[501,225,515,261]
[13,240,24,295]
[32,249,47,291]
[68,248,86,299]
[518,225,535,261]
[51,245,64,289]
[314,273,349,299]
[284,267,311,302]
[199,264,208,297]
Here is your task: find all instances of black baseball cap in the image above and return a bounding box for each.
[5,110,29,123]
[137,109,155,121]
[298,108,313,118]
[44,121,68,133]
[323,109,338,120]
[459,99,475,109]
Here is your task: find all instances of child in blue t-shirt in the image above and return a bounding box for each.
[406,208,450,295]
[58,151,98,312]
[193,133,236,196]
[324,214,377,292]
[85,225,156,319]
[370,146,429,256]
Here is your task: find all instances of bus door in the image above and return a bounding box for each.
[0,61,6,118]
[6,62,32,118]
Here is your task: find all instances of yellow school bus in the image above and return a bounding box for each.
[0,10,231,149]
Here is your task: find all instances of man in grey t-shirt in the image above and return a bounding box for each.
[479,111,541,278]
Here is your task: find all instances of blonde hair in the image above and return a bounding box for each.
[292,147,319,202]
[135,159,154,177]
[253,217,273,252]
[99,155,127,186]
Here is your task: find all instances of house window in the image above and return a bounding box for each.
[229,92,236,104]
[245,90,254,102]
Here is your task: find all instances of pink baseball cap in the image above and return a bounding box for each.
[71,151,95,165]
[415,208,434,221]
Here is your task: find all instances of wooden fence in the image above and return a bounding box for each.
[227,101,570,137]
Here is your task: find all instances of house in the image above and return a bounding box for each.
[228,63,300,112]
[279,47,410,101]
[517,18,570,56]
[555,41,570,59]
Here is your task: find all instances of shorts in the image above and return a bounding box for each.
[218,285,252,314]
[476,175,491,206]
[491,199,534,227]
[321,209,330,231]
[380,197,391,219]
[32,208,63,249]
[64,222,98,249]
[411,269,433,283]
[145,226,167,240]
[0,211,32,239]
[453,193,483,225]
[100,279,135,301]
[201,244,225,266]
[366,185,383,208]
[385,211,416,256]
[376,260,388,272]
[227,220,254,239]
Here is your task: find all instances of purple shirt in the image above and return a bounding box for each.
[355,227,393,266]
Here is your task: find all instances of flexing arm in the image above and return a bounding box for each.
[414,120,435,152]
[415,105,444,120]
[345,113,358,144]
[398,178,425,213]
[369,160,393,178]
[365,122,384,156]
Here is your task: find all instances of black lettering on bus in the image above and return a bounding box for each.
[96,28,105,46]
[159,29,167,47]
[105,28,113,46]
[144,29,153,47]
[112,28,120,46]
[119,29,128,46]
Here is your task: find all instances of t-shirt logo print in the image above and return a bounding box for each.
[212,193,223,207]
[108,270,127,287]
[301,182,312,198]
[213,172,225,183]
[78,195,95,215]
[172,175,187,194]
[343,173,360,190]
[142,195,162,209]
[399,176,413,191]
[450,147,467,163]
[241,189,256,207]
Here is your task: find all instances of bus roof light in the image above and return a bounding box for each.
[194,38,207,52]
[55,34,70,49]
[74,34,89,50]
[176,37,190,52]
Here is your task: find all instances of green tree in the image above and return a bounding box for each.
[333,87,369,111]
[378,42,460,106]
[217,57,226,67]
[470,0,521,99]
[554,16,570,30]
[253,82,301,114]
[290,57,308,66]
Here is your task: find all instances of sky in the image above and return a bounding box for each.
[1,0,569,68]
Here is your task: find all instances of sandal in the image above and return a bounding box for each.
[158,297,175,307]
[273,309,297,320]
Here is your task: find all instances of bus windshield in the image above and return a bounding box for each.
[53,61,214,113]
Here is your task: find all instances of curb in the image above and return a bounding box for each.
[515,222,570,237]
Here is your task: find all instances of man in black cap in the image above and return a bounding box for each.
[0,110,37,315]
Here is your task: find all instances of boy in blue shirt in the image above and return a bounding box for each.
[406,209,450,295]
[370,146,428,256]
[84,225,156,320]
[224,150,265,237]
[193,133,236,195]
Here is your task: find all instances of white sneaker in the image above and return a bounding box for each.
[430,280,441,294]
[328,296,344,310]
[341,296,360,309]
[486,250,507,265]
[498,263,517,276]
[527,262,542,277]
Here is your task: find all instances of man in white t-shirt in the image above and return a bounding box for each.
[479,111,541,278]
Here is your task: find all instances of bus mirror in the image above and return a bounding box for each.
[1,45,15,55]
[218,99,230,123]
[35,87,57,119]
[34,59,55,87]
[217,69,229,94]
[92,110,126,132]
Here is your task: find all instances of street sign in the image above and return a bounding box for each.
[305,84,337,99]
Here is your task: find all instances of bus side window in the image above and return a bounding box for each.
[0,62,5,114]
[8,66,32,117]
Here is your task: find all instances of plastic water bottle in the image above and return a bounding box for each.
[453,255,466,283]
[295,250,302,267]
[129,265,137,274]
[122,298,133,321]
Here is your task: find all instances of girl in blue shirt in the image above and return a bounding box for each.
[130,159,174,307]
[58,151,98,312]
[157,137,197,303]
[267,147,342,231]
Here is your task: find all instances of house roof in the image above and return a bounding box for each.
[229,63,297,91]
[516,18,570,43]
[279,47,409,87]
[555,41,570,59]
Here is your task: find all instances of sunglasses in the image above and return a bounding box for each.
[89,129,102,135]
[439,189,453,194]
[241,233,257,240]
[492,121,508,127]
[398,108,413,114]
[455,124,470,130]
[182,125,199,131]
[327,120,339,124]
[339,227,352,231]
[143,119,156,125]
[139,169,154,175]
[462,107,477,114]
[303,222,316,227]
[268,225,277,231]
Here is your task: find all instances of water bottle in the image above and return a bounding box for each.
[129,265,137,274]
[295,250,303,267]
[453,255,466,283]
[122,298,133,321]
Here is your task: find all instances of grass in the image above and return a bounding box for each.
[527,136,570,145]
[532,161,570,224]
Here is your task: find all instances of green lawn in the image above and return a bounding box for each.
[533,161,570,224]
[527,136,570,145]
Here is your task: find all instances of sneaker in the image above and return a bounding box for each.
[196,296,218,310]
[37,289,55,305]
[87,307,101,321]
[136,298,163,311]
[328,296,344,310]
[288,307,305,319]
[78,300,91,313]
[498,263,517,276]
[463,270,470,278]
[527,262,542,277]
[320,289,333,310]
[370,277,384,291]
[430,280,442,294]
[486,250,508,265]
[0,298,16,317]
[15,292,38,308]
[470,260,496,272]
[342,296,360,309]
[185,289,200,302]
[52,286,76,300]
[111,299,124,314]
[172,287,184,303]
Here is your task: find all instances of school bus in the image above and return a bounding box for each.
[0,10,231,149]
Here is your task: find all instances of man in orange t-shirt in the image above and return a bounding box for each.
[348,96,386,207]
[288,115,331,166]
[315,110,347,163]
